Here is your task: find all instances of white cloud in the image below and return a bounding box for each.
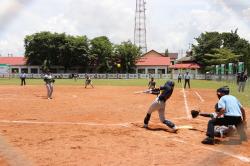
[0,35,24,56]
[0,0,250,56]
[242,8,250,19]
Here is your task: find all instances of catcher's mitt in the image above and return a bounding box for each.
[191,110,200,118]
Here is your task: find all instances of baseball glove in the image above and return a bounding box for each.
[191,109,200,118]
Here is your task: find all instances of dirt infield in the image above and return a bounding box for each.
[0,85,249,166]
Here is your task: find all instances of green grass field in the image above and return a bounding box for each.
[1,78,249,107]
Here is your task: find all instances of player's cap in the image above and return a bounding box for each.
[217,86,229,95]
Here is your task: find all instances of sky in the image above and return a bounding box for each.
[0,0,250,57]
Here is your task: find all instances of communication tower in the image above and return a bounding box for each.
[134,0,147,54]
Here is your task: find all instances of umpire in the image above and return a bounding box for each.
[184,72,190,88]
[20,71,26,86]
[202,86,247,145]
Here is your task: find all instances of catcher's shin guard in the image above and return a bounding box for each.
[163,120,175,128]
[144,113,151,125]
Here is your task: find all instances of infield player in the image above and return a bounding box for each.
[85,75,94,88]
[148,77,156,89]
[43,71,55,99]
[143,80,178,132]
[202,86,247,145]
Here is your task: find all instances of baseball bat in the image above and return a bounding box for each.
[134,89,151,94]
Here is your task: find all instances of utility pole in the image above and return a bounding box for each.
[134,0,147,54]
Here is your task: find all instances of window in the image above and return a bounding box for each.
[148,69,155,74]
[12,68,19,73]
[31,68,38,73]
[21,68,28,73]
[138,69,145,74]
[157,69,165,74]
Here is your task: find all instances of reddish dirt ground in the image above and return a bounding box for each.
[0,85,249,166]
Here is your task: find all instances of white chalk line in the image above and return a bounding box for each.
[182,87,192,119]
[195,91,205,102]
[0,120,130,127]
[0,119,249,163]
[0,135,33,166]
[0,118,191,127]
[152,132,250,163]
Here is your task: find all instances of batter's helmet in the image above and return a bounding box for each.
[217,86,230,95]
[166,80,175,87]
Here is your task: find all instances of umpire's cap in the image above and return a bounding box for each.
[165,80,175,87]
[217,86,229,95]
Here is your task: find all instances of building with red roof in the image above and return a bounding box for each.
[0,57,26,65]
[169,63,200,69]
[136,50,174,74]
[170,53,201,75]
[0,56,40,74]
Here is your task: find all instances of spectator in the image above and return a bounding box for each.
[238,72,248,92]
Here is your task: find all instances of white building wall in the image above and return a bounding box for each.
[136,66,169,74]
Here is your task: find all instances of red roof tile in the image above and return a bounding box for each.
[136,56,171,66]
[169,63,200,69]
[0,57,26,65]
[136,50,171,66]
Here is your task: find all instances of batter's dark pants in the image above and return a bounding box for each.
[206,116,247,141]
[184,79,190,88]
[21,78,26,86]
[178,78,181,83]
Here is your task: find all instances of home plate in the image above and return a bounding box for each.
[176,125,193,129]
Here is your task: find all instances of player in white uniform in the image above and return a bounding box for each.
[44,71,55,99]
[85,75,94,88]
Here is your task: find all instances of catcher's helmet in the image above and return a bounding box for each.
[165,80,175,87]
[217,86,229,95]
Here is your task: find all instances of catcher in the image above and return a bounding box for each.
[143,80,178,132]
[200,86,247,145]
[191,104,235,138]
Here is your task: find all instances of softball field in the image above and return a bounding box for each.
[0,85,249,166]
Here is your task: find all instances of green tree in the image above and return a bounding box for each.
[89,36,113,73]
[204,48,241,65]
[114,41,141,73]
[58,35,89,72]
[24,31,58,70]
[24,32,89,72]
[164,49,169,57]
[193,30,250,73]
[193,32,221,67]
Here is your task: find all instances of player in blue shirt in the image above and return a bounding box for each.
[202,86,247,145]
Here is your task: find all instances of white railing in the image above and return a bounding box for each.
[0,73,241,81]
